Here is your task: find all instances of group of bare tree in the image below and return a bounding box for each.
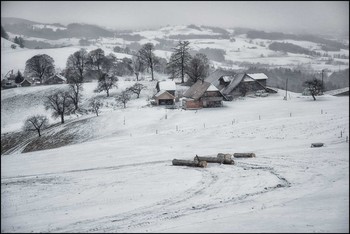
[166,41,210,84]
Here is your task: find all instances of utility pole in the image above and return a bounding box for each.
[321,69,325,94]
[284,77,288,100]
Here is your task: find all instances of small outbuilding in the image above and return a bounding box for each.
[45,74,67,85]
[154,90,176,105]
[156,80,176,96]
[19,79,32,87]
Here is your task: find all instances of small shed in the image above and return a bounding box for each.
[45,74,67,85]
[19,79,32,87]
[156,80,176,96]
[154,90,176,105]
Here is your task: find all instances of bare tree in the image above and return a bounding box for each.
[186,53,210,84]
[89,98,103,116]
[67,82,83,112]
[127,83,146,98]
[167,41,192,83]
[24,54,55,84]
[115,90,131,108]
[132,55,145,81]
[44,90,74,124]
[303,78,324,101]
[66,48,88,83]
[23,115,49,137]
[138,43,156,81]
[96,73,118,97]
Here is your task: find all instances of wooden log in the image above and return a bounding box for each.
[195,155,234,165]
[172,159,207,168]
[311,143,324,147]
[233,153,256,158]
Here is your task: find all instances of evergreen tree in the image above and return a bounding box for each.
[1,25,9,40]
[167,41,192,83]
[15,70,24,84]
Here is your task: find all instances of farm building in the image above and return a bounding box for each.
[19,79,32,87]
[154,90,176,105]
[182,80,225,109]
[153,80,177,106]
[219,73,271,100]
[45,74,67,85]
[324,87,349,96]
[156,80,176,96]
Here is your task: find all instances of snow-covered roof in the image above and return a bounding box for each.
[247,73,268,80]
[154,90,167,97]
[157,80,176,91]
[55,74,67,81]
[222,76,232,82]
[207,84,219,91]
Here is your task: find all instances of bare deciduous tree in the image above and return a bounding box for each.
[66,48,88,83]
[138,43,156,81]
[303,78,324,101]
[115,90,131,108]
[89,98,103,116]
[44,90,74,124]
[23,115,49,137]
[96,73,118,97]
[24,54,55,84]
[127,83,146,98]
[132,55,145,81]
[186,53,210,84]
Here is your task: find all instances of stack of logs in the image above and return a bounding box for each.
[172,152,255,168]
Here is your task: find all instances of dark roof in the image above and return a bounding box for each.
[205,69,236,87]
[183,80,212,100]
[221,73,246,95]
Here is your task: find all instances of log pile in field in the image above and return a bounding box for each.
[172,159,208,168]
[233,153,256,158]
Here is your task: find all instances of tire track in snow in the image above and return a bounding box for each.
[48,162,291,233]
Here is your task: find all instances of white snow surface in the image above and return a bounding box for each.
[1,83,349,232]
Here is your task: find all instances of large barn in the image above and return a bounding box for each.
[182,80,225,109]
[45,74,67,85]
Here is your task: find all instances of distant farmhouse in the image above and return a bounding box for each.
[154,80,176,105]
[45,73,67,85]
[204,69,275,100]
[182,80,225,109]
[324,87,349,96]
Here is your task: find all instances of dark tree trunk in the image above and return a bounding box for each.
[312,94,316,101]
[233,153,256,158]
[61,113,64,124]
[37,129,41,137]
[106,89,109,97]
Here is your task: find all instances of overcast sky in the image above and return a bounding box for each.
[1,1,349,35]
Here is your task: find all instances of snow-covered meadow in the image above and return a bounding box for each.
[1,80,349,232]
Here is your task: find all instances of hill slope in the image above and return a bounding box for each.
[1,81,349,232]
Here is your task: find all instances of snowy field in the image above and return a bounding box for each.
[1,83,349,232]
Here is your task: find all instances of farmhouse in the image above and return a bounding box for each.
[154,80,177,105]
[45,74,67,85]
[182,80,225,109]
[219,73,270,100]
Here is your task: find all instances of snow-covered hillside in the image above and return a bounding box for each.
[1,81,349,232]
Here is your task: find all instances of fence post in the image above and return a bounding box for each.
[321,109,323,114]
[176,125,178,131]
[204,123,206,128]
[346,136,348,143]
[341,131,342,138]
[123,116,125,125]
[290,112,292,117]
[259,115,261,120]
[156,130,158,134]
